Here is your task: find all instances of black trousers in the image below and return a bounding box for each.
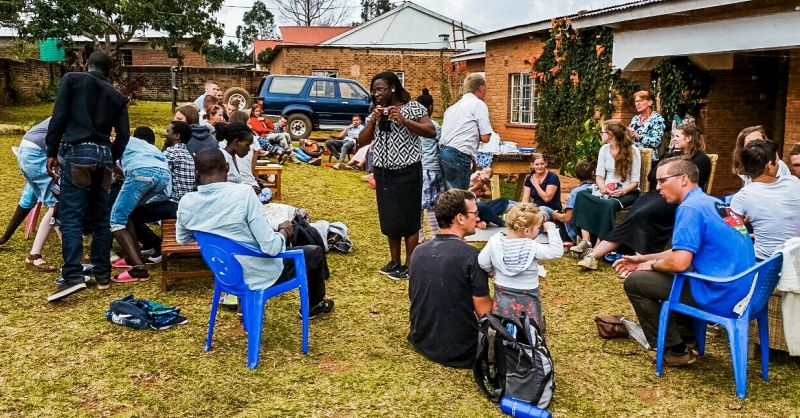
[275,245,328,306]
[129,200,179,253]
[623,270,696,348]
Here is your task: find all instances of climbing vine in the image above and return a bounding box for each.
[653,56,713,129]
[532,18,638,172]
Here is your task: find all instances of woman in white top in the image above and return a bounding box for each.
[571,120,641,246]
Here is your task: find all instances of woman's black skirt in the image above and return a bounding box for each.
[374,162,422,238]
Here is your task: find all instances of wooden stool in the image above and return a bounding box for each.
[160,219,213,291]
[254,163,283,200]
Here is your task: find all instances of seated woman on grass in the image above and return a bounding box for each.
[521,153,561,218]
[571,120,640,256]
[576,123,710,269]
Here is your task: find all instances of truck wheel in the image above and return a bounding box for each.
[223,87,251,110]
[287,113,312,139]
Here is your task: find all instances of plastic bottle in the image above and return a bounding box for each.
[500,397,552,418]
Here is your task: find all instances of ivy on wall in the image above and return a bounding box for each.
[653,56,713,129]
[531,18,638,172]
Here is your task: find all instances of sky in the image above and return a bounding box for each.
[216,0,631,41]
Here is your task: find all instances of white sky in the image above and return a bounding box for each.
[216,0,631,40]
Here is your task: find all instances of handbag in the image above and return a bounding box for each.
[594,315,629,339]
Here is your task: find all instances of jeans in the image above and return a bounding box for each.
[293,148,312,162]
[129,200,179,253]
[59,143,114,285]
[110,167,171,231]
[325,139,356,162]
[17,146,57,208]
[624,270,696,348]
[477,197,509,227]
[440,146,472,191]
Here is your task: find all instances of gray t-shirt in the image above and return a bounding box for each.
[22,117,51,149]
[730,176,800,259]
[420,120,442,171]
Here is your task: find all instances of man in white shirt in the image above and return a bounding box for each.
[193,80,220,110]
[439,73,494,190]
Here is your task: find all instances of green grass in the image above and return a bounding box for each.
[1,101,800,416]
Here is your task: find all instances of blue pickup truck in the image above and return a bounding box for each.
[254,75,372,139]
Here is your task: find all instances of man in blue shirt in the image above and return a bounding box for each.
[176,149,334,317]
[614,156,755,366]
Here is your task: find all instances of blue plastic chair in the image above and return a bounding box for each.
[655,252,784,399]
[193,231,309,369]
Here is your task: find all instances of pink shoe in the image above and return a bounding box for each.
[112,270,149,283]
[111,258,132,269]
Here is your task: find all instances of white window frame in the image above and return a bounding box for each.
[509,72,537,125]
[393,71,405,86]
[311,69,338,78]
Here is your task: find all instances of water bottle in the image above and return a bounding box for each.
[500,397,551,418]
[506,322,517,339]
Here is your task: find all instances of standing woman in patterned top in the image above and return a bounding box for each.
[628,90,666,161]
[358,71,436,280]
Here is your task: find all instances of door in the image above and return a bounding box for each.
[307,79,338,125]
[336,81,371,122]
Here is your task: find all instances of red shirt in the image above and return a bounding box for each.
[249,117,274,138]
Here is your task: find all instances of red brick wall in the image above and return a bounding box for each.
[784,50,800,164]
[0,58,63,104]
[131,48,206,67]
[269,46,460,117]
[483,34,544,147]
[119,66,267,102]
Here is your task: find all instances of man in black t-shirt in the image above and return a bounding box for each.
[408,189,493,368]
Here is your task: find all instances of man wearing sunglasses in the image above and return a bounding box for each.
[614,156,755,367]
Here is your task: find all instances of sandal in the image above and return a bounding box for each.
[112,266,150,283]
[25,255,58,273]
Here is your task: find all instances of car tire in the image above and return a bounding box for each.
[287,113,312,140]
[223,87,251,110]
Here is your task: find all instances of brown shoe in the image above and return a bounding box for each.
[647,348,696,367]
[25,255,58,273]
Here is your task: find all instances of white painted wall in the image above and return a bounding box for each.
[323,5,480,50]
[613,10,800,70]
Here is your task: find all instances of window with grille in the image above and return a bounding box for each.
[509,73,537,125]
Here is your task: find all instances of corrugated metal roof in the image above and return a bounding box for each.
[278,26,351,46]
[561,0,668,19]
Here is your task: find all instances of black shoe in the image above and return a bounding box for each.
[378,260,400,275]
[307,299,334,319]
[387,265,409,280]
[48,281,87,302]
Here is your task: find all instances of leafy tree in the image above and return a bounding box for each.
[206,41,251,63]
[360,0,394,22]
[274,0,350,26]
[10,0,225,76]
[236,1,278,50]
[257,48,273,65]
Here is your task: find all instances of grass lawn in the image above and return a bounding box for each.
[1,101,800,417]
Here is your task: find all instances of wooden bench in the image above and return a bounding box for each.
[160,219,213,291]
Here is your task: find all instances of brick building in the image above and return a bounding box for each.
[258,1,483,117]
[468,0,800,195]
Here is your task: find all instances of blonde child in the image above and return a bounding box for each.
[477,203,563,326]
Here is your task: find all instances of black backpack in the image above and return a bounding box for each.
[473,314,555,409]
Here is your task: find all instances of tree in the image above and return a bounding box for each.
[257,48,273,66]
[206,41,251,63]
[360,0,394,22]
[274,0,350,26]
[11,0,225,77]
[236,1,278,50]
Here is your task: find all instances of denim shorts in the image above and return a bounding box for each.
[17,145,57,208]
[110,167,171,230]
[421,169,444,209]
